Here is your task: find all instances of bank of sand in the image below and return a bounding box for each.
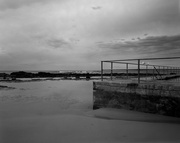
[1,106,180,143]
[0,80,180,143]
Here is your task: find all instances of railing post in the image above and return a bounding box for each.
[167,67,169,75]
[153,67,155,80]
[146,65,148,81]
[176,67,178,74]
[178,67,179,75]
[178,67,179,74]
[169,67,171,74]
[111,62,113,80]
[101,61,103,81]
[138,59,140,84]
[126,63,128,79]
[163,66,164,75]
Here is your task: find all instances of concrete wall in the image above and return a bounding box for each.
[93,81,180,117]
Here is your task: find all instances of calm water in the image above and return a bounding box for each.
[0,78,179,118]
[0,80,94,118]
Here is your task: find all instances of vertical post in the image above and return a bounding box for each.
[167,67,169,75]
[169,67,171,74]
[170,67,171,75]
[163,66,165,75]
[101,61,103,81]
[178,67,179,75]
[177,67,178,75]
[153,66,155,80]
[173,67,174,74]
[177,67,178,74]
[177,67,179,74]
[111,62,113,80]
[146,65,148,81]
[138,59,140,84]
[126,63,128,79]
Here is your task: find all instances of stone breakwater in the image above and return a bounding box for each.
[93,81,180,117]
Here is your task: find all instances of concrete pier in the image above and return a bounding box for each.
[93,80,180,117]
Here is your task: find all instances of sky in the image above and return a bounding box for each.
[0,0,180,70]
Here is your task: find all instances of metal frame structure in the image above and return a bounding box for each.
[101,57,180,84]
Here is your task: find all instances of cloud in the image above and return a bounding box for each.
[0,0,180,70]
[0,0,65,11]
[46,38,71,49]
[92,6,102,10]
[97,35,180,58]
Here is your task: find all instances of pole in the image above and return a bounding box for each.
[111,62,113,80]
[163,66,165,75]
[126,63,128,79]
[153,67,154,80]
[138,59,140,84]
[146,65,148,81]
[167,67,169,75]
[101,61,103,81]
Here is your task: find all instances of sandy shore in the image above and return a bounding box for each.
[1,108,180,143]
[0,80,180,143]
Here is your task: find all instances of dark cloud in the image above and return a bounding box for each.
[69,38,80,44]
[46,38,71,49]
[0,0,64,11]
[87,0,180,39]
[97,35,180,57]
[92,6,102,10]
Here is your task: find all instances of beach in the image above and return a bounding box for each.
[0,80,180,143]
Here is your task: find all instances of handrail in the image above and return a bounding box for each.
[101,57,180,83]
[103,56,180,62]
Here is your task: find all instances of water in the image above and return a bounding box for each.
[0,78,179,119]
[0,80,94,118]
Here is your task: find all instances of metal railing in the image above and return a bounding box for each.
[101,57,180,84]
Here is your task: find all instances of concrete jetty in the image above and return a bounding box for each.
[93,80,180,117]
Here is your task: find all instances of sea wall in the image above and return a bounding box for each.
[93,81,180,117]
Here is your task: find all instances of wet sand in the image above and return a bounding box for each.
[0,80,180,143]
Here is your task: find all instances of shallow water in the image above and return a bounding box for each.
[0,80,94,118]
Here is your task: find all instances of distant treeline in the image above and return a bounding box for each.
[0,71,165,79]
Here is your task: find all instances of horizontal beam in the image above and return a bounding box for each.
[102,61,180,68]
[102,56,180,62]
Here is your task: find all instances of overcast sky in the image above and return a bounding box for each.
[0,0,180,70]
